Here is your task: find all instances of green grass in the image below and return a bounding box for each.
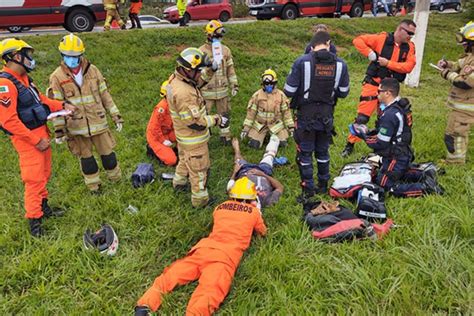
[1,13,473,314]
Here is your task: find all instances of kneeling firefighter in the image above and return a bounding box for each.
[49,34,123,193]
[0,38,76,237]
[241,69,294,148]
[134,176,267,316]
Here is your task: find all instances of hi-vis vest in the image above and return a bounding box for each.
[0,72,50,132]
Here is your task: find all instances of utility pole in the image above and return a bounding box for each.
[405,0,431,88]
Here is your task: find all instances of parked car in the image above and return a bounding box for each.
[125,15,170,27]
[247,0,372,20]
[430,0,461,12]
[5,26,32,33]
[375,0,415,15]
[163,0,233,24]
[0,0,106,33]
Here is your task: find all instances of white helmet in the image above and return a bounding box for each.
[83,224,119,256]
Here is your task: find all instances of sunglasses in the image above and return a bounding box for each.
[378,89,390,93]
[401,28,415,36]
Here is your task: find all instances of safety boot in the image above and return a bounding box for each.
[422,176,444,195]
[28,218,44,237]
[134,306,150,316]
[42,198,65,218]
[341,142,354,157]
[314,182,328,195]
[297,188,315,204]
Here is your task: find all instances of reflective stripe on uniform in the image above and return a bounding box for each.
[377,133,391,142]
[99,81,107,93]
[334,61,342,90]
[243,118,254,127]
[173,173,188,185]
[176,130,210,145]
[395,112,404,137]
[448,101,474,112]
[68,95,95,106]
[201,89,228,99]
[68,122,109,136]
[52,90,64,100]
[257,111,275,119]
[303,61,311,99]
[284,83,297,93]
[205,115,214,127]
[248,103,257,111]
[284,118,294,127]
[108,104,120,116]
[281,103,289,111]
[53,117,66,128]
[228,75,238,85]
[192,188,209,199]
[269,121,284,134]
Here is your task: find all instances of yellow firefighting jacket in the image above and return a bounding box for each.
[48,59,122,137]
[199,42,238,100]
[167,70,219,149]
[444,53,474,113]
[243,88,294,134]
[103,0,119,10]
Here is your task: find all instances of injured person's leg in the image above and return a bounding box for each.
[260,134,280,167]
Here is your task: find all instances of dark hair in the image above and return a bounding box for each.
[399,19,417,28]
[310,31,331,48]
[380,78,400,96]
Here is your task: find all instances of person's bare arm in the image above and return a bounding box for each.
[247,169,284,193]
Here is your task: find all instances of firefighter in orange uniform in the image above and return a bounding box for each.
[0,38,76,237]
[134,176,267,316]
[341,19,417,157]
[146,80,177,166]
[129,0,143,29]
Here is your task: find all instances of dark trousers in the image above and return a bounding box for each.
[129,13,141,28]
[376,155,425,198]
[335,0,343,13]
[295,126,331,191]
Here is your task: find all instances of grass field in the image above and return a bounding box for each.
[0,13,473,315]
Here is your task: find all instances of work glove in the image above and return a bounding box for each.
[163,140,173,147]
[240,130,248,140]
[437,59,448,69]
[289,128,294,138]
[368,51,378,62]
[231,86,238,97]
[349,123,368,140]
[219,114,230,129]
[55,136,67,144]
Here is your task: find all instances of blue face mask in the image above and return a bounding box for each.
[264,85,274,93]
[63,56,81,69]
[379,103,387,111]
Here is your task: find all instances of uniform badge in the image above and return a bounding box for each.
[0,85,9,94]
[463,65,473,75]
[0,97,11,108]
[191,108,200,118]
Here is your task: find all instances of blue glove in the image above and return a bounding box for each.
[349,123,367,140]
[274,156,289,166]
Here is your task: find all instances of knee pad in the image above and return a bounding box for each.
[444,134,455,153]
[81,157,99,175]
[101,152,118,170]
[248,139,261,149]
[355,114,370,125]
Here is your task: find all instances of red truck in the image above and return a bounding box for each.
[0,0,106,33]
[247,0,372,20]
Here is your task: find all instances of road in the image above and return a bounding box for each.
[0,9,459,38]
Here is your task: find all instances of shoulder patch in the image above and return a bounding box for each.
[0,97,11,108]
[463,65,472,75]
[0,85,9,94]
[379,127,388,135]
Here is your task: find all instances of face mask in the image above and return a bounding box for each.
[264,84,274,93]
[379,103,387,111]
[63,56,81,69]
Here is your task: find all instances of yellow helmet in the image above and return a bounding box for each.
[229,177,257,200]
[160,80,169,98]
[205,20,225,38]
[177,47,207,70]
[58,33,85,56]
[0,38,33,60]
[457,21,474,43]
[261,69,278,84]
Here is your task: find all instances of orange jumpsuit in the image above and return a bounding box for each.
[348,32,416,144]
[146,98,177,166]
[129,1,142,14]
[137,200,267,315]
[0,67,63,219]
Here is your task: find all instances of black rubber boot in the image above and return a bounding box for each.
[42,198,65,218]
[297,187,315,204]
[28,218,43,237]
[134,306,150,316]
[341,142,354,157]
[314,182,328,195]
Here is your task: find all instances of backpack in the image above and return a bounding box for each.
[131,163,155,188]
[355,183,387,222]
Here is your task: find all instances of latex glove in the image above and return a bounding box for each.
[437,59,448,69]
[116,122,123,132]
[163,140,173,147]
[368,51,378,62]
[231,87,238,97]
[211,60,219,72]
[219,114,230,128]
[55,136,67,144]
[349,123,368,140]
[240,130,248,140]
